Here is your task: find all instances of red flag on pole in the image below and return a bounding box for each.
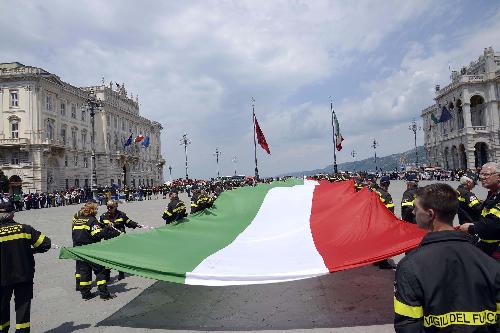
[254,115,271,154]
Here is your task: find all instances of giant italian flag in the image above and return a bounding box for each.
[60,178,425,286]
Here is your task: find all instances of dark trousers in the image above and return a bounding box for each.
[75,262,81,291]
[0,282,33,333]
[76,260,110,298]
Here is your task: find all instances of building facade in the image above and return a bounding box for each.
[0,62,165,193]
[421,47,500,169]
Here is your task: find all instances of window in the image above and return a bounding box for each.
[10,90,19,107]
[83,157,88,168]
[46,120,54,140]
[46,95,53,111]
[81,110,86,122]
[65,179,69,189]
[121,119,125,131]
[81,132,87,146]
[71,104,77,119]
[71,129,77,149]
[113,116,117,129]
[11,122,19,139]
[74,155,78,166]
[106,114,111,127]
[110,179,114,186]
[60,102,66,116]
[64,155,68,167]
[84,179,89,187]
[11,152,19,165]
[61,127,67,145]
[75,179,79,187]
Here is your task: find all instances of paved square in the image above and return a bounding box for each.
[7,180,483,332]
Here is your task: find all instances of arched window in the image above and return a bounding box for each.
[456,100,464,129]
[470,95,485,126]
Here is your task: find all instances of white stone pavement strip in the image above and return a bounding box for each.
[7,180,479,332]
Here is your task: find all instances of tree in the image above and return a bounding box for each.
[0,170,9,193]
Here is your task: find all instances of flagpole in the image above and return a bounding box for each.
[330,97,338,174]
[252,97,259,181]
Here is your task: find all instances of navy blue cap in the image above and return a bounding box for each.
[380,175,390,184]
[405,173,418,182]
[0,200,15,213]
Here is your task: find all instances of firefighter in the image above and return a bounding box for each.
[72,202,119,300]
[0,200,51,333]
[99,200,142,280]
[456,171,482,225]
[377,175,395,213]
[401,173,419,223]
[459,162,500,259]
[394,183,500,332]
[368,175,396,269]
[162,190,187,224]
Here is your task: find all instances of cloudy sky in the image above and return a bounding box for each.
[2,0,499,178]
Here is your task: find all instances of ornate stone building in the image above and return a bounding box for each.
[421,47,500,169]
[0,62,165,193]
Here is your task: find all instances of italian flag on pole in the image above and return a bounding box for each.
[60,179,425,286]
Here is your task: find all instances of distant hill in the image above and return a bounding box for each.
[278,146,427,177]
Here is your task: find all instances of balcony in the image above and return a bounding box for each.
[0,138,29,146]
[472,126,487,132]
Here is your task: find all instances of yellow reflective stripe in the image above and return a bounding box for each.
[80,281,92,286]
[102,219,111,224]
[173,207,185,213]
[164,210,172,216]
[423,310,497,328]
[497,303,500,313]
[96,280,106,285]
[16,322,30,329]
[458,196,466,202]
[386,203,395,208]
[394,297,423,318]
[0,233,31,243]
[0,321,10,330]
[115,218,124,222]
[90,229,101,236]
[468,199,480,207]
[33,233,45,248]
[191,203,198,207]
[488,207,500,219]
[73,225,90,230]
[75,274,81,278]
[481,239,500,243]
[402,201,414,207]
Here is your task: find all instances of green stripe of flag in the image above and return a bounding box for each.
[60,178,304,283]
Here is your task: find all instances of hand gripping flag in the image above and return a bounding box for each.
[254,115,271,154]
[135,134,144,143]
[123,133,133,147]
[333,113,344,151]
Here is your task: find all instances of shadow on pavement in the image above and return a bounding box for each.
[45,321,91,333]
[97,265,395,331]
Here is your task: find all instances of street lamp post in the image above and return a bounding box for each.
[351,149,357,172]
[232,156,238,176]
[372,139,378,173]
[168,165,172,181]
[213,147,222,178]
[179,134,191,180]
[409,119,421,169]
[86,89,103,200]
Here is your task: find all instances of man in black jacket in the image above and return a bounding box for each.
[460,162,500,259]
[401,173,419,223]
[394,183,500,332]
[456,171,482,225]
[99,200,142,280]
[0,200,51,333]
[162,190,187,224]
